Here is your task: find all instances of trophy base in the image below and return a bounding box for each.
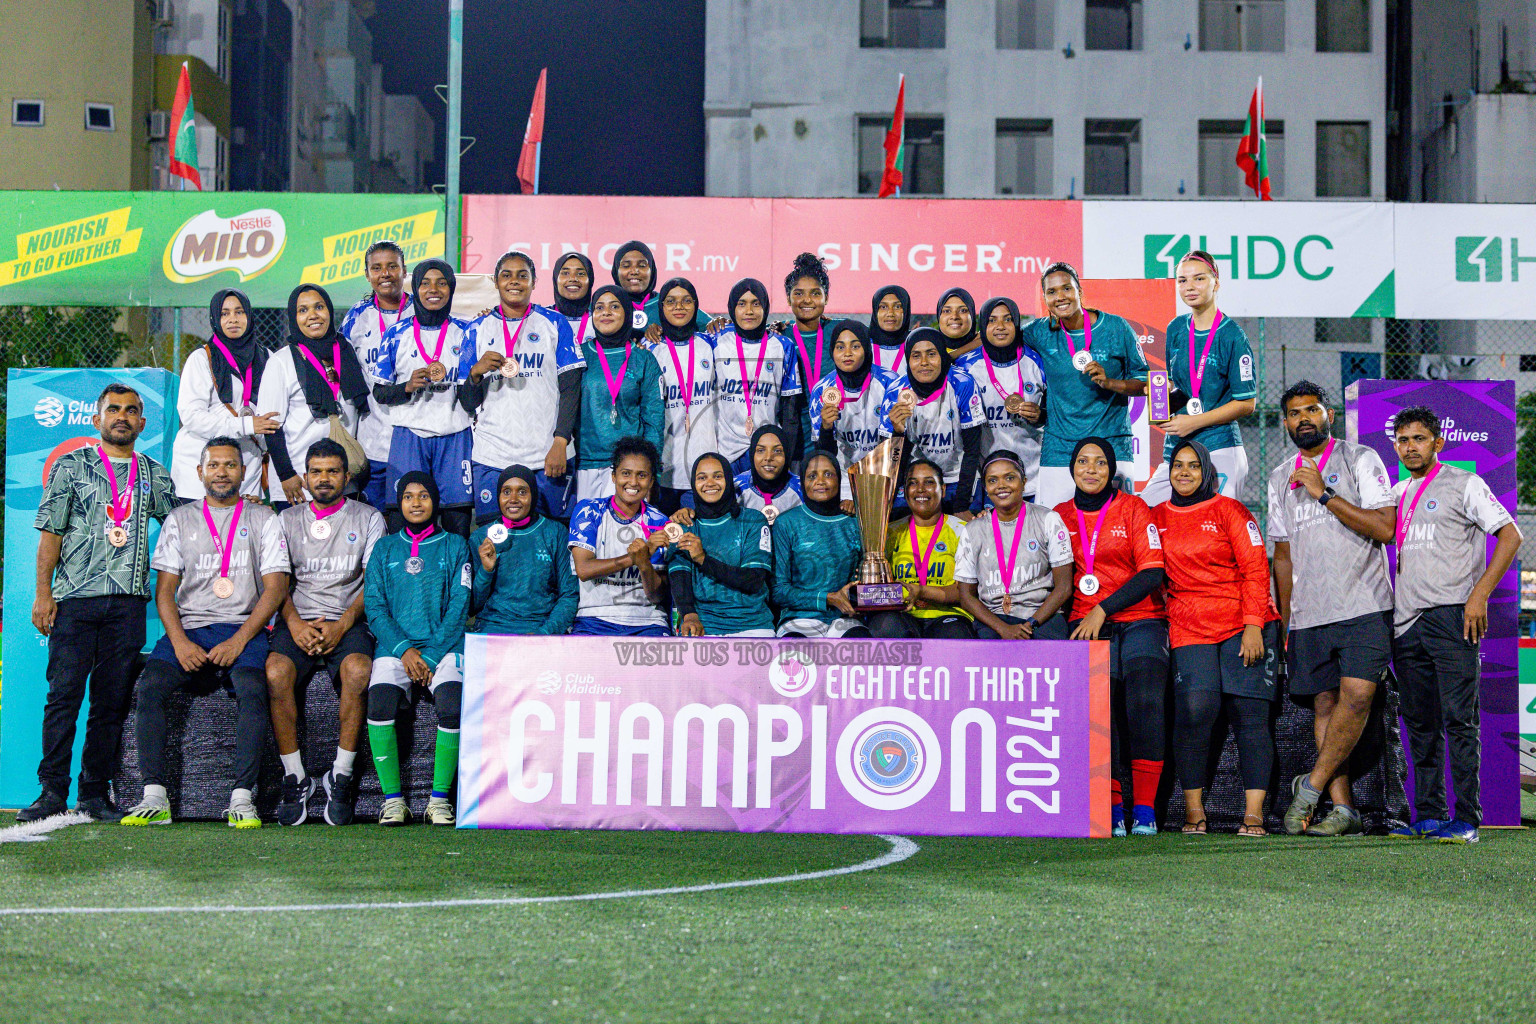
[853,581,906,612]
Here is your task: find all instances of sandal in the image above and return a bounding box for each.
[1181,819,1207,835]
[1237,814,1267,837]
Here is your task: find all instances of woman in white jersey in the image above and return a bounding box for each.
[172,288,275,499]
[965,297,1046,508]
[712,278,801,474]
[867,284,911,379]
[807,319,897,502]
[880,327,984,515]
[649,277,719,514]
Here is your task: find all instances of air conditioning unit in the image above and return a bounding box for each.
[148,110,171,140]
[151,0,173,24]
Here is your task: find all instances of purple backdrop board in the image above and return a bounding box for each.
[459,636,1112,838]
[1345,379,1519,826]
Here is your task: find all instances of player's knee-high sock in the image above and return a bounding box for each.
[367,686,404,798]
[431,681,462,799]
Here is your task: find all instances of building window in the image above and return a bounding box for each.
[12,100,44,127]
[215,134,229,190]
[1084,119,1141,196]
[84,103,116,132]
[217,1,233,80]
[996,0,1051,49]
[1198,119,1284,196]
[996,119,1052,195]
[861,0,946,48]
[1316,120,1370,196]
[1086,0,1143,51]
[1317,0,1369,52]
[1200,0,1285,52]
[858,115,944,195]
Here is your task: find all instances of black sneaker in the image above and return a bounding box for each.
[276,773,316,826]
[321,769,357,826]
[75,794,125,823]
[15,790,68,822]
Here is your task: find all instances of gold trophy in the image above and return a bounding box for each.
[848,437,907,611]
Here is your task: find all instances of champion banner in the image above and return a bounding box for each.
[459,636,1111,837]
[0,192,444,308]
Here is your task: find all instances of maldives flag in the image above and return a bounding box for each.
[877,74,906,198]
[167,61,202,190]
[516,67,547,195]
[1235,76,1270,200]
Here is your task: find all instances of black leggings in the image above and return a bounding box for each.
[367,680,462,730]
[1173,691,1273,791]
[1098,619,1168,771]
[134,660,268,791]
[867,612,974,639]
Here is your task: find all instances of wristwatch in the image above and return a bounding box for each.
[1025,617,1041,630]
[1318,486,1337,506]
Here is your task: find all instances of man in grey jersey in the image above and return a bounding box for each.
[266,439,385,826]
[1267,382,1397,836]
[120,438,289,828]
[1386,407,1520,844]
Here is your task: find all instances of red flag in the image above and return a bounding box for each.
[878,74,906,198]
[517,68,547,196]
[1235,77,1270,201]
[167,62,202,190]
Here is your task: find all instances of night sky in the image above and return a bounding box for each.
[367,0,706,196]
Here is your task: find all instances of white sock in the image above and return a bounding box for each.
[333,748,357,777]
[143,784,168,807]
[231,787,254,806]
[279,751,305,780]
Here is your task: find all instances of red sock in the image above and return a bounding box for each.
[1111,778,1123,803]
[1131,759,1162,808]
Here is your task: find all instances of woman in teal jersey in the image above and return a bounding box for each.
[670,453,775,637]
[1140,249,1258,506]
[469,465,579,635]
[770,451,870,639]
[574,285,666,503]
[1026,261,1148,509]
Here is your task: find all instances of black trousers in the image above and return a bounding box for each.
[134,659,269,793]
[38,595,147,799]
[867,612,975,639]
[1393,604,1483,827]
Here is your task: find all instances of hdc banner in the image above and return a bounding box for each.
[459,636,1111,838]
[1345,379,1520,826]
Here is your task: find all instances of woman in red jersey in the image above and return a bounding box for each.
[1153,439,1280,837]
[1056,437,1167,838]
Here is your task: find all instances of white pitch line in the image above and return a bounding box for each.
[0,811,92,844]
[0,834,920,917]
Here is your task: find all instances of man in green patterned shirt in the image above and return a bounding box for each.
[17,383,177,823]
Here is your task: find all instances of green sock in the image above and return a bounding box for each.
[432,728,460,798]
[368,721,401,798]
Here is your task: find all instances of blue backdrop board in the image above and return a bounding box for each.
[1,369,177,808]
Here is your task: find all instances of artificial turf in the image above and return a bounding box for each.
[0,816,1532,1024]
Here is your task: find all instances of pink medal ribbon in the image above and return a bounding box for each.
[1396,462,1443,546]
[296,341,344,401]
[503,514,532,531]
[576,312,591,342]
[982,347,1028,400]
[873,344,899,372]
[990,508,1027,606]
[908,516,945,588]
[98,446,138,530]
[608,497,657,539]
[374,292,408,336]
[792,323,824,395]
[914,380,945,406]
[1291,437,1336,490]
[1064,311,1093,363]
[663,336,697,428]
[312,499,344,521]
[594,339,635,418]
[1074,494,1116,589]
[412,318,448,371]
[201,498,244,588]
[405,524,435,559]
[501,306,531,371]
[1186,309,1221,409]
[735,334,770,423]
[208,336,253,408]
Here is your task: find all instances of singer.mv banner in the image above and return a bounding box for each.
[459,636,1111,838]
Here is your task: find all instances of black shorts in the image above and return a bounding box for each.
[1173,620,1281,701]
[268,619,376,686]
[1286,610,1391,703]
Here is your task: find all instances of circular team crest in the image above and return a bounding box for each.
[1026,538,1039,551]
[835,708,942,810]
[1426,499,1438,511]
[480,488,492,504]
[237,526,249,539]
[346,531,359,544]
[1327,473,1340,485]
[768,650,818,698]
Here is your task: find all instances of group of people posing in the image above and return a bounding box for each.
[16,242,1516,844]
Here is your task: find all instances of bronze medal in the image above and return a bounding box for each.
[107,525,129,548]
[1002,593,1014,615]
[663,522,684,544]
[1004,394,1028,417]
[212,576,236,600]
[426,360,447,382]
[762,504,778,526]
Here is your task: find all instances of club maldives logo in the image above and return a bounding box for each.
[1454,236,1535,283]
[768,650,817,698]
[163,208,287,284]
[33,396,65,427]
[836,708,941,810]
[1142,233,1334,282]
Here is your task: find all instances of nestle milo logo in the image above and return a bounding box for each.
[1143,233,1334,281]
[1454,236,1536,282]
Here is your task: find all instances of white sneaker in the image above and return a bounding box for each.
[225,792,261,829]
[121,796,172,826]
[425,797,455,826]
[378,796,409,826]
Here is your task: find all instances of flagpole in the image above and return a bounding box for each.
[444,0,464,269]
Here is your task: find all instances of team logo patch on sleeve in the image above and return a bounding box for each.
[1246,521,1263,547]
[1146,523,1162,549]
[460,563,473,588]
[1239,353,1254,382]
[759,525,772,552]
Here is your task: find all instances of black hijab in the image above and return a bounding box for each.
[394,470,441,534]
[1070,436,1118,512]
[206,288,265,406]
[868,284,911,350]
[800,450,844,518]
[903,327,951,401]
[936,287,977,349]
[552,251,594,318]
[611,240,657,301]
[496,464,540,524]
[747,423,792,497]
[589,285,636,348]
[828,319,872,392]
[1168,439,1220,507]
[727,278,771,342]
[286,283,369,419]
[410,259,456,329]
[978,297,1024,365]
[657,277,700,343]
[690,452,740,520]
